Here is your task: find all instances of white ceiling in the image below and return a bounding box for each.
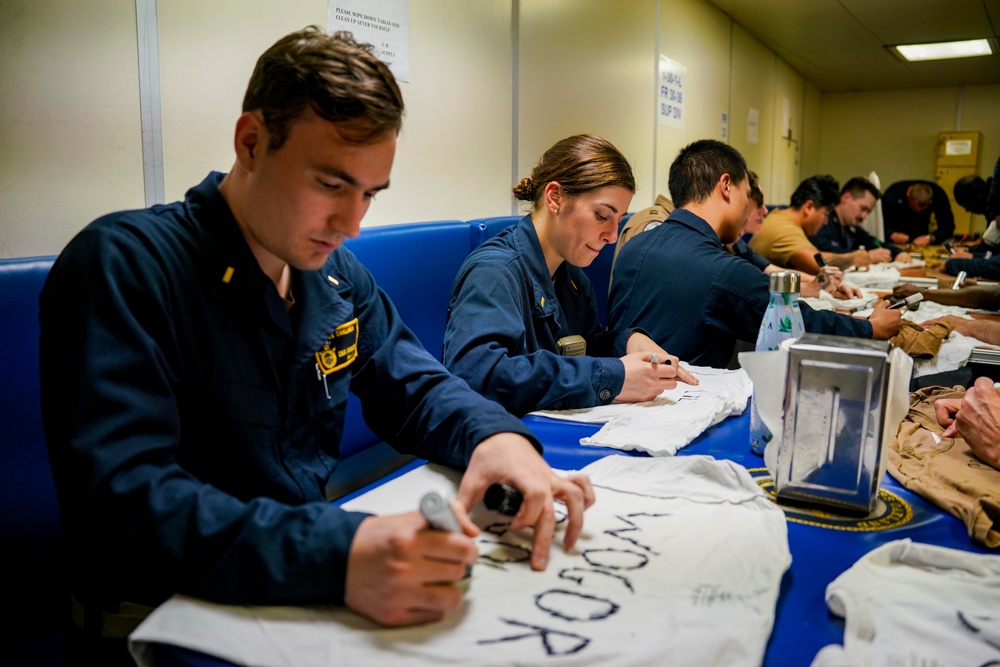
[706,0,1000,92]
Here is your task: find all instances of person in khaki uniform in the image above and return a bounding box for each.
[749,174,839,273]
[611,193,675,270]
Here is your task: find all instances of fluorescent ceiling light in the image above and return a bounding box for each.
[893,39,992,62]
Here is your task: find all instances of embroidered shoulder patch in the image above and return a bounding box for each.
[315,318,359,375]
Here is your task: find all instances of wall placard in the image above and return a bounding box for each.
[657,55,686,129]
[329,0,410,82]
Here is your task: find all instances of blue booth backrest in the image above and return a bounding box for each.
[467,213,632,329]
[324,220,472,496]
[332,220,470,461]
[0,255,69,660]
[0,256,60,548]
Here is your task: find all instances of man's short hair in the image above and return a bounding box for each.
[790,175,839,210]
[747,171,764,207]
[840,177,880,202]
[243,26,404,150]
[668,139,748,208]
[906,183,934,206]
[954,175,988,214]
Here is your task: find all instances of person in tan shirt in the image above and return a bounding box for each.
[933,376,1000,470]
[749,174,839,274]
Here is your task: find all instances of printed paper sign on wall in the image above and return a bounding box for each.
[658,55,686,130]
[329,0,410,82]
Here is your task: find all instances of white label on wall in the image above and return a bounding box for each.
[747,107,759,144]
[657,55,686,129]
[945,140,973,156]
[329,0,410,82]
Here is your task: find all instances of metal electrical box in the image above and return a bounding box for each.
[935,130,982,236]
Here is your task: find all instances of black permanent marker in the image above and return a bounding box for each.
[484,483,523,516]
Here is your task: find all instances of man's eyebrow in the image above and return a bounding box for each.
[316,166,390,192]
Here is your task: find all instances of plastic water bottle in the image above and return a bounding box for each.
[749,272,805,455]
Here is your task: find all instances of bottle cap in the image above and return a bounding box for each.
[768,271,800,293]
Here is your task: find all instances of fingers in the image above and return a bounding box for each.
[642,351,698,386]
[644,350,679,368]
[554,474,595,549]
[511,486,555,570]
[941,423,958,438]
[676,364,699,386]
[345,513,477,627]
[933,398,960,428]
[441,499,480,538]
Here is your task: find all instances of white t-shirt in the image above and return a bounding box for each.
[532,365,752,456]
[130,456,790,667]
[811,539,1000,667]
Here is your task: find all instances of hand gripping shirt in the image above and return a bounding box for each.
[38,172,537,613]
[443,215,634,417]
[608,208,873,368]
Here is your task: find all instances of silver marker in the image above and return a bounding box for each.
[420,490,463,533]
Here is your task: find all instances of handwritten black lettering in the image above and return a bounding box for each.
[478,618,590,656]
[559,567,634,594]
[604,513,670,554]
[535,589,620,622]
[582,548,649,571]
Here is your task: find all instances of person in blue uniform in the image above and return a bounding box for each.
[38,27,594,665]
[809,177,912,266]
[729,173,860,299]
[442,134,697,417]
[881,179,955,246]
[942,154,1000,278]
[608,139,902,369]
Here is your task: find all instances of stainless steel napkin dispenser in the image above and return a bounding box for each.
[775,333,893,514]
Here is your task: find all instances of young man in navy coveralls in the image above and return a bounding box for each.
[39,27,593,664]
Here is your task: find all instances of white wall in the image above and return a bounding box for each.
[3,0,995,258]
[817,84,1000,189]
[0,1,144,257]
[654,0,733,202]
[518,0,657,207]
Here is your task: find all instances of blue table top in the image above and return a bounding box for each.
[153,409,987,667]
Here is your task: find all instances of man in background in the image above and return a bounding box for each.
[809,177,912,268]
[881,179,954,246]
[748,174,839,274]
[730,173,859,299]
[941,154,1000,278]
[608,140,900,369]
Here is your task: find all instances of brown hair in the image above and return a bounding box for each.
[747,171,764,207]
[841,176,881,201]
[242,26,404,150]
[907,183,933,205]
[513,134,635,210]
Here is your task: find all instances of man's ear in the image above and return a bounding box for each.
[719,173,733,202]
[233,111,266,171]
[801,201,816,217]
